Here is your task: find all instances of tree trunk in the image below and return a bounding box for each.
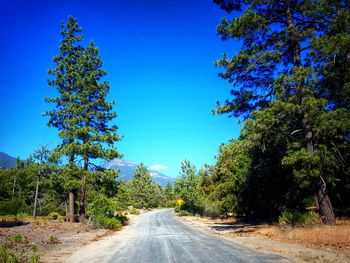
[68,152,75,223]
[79,158,88,223]
[64,201,68,222]
[12,174,16,199]
[33,177,39,219]
[305,130,336,225]
[315,176,336,225]
[69,191,75,222]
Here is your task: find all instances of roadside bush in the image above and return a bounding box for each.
[92,215,122,230]
[165,200,176,208]
[178,210,191,216]
[48,212,60,220]
[278,210,319,226]
[113,211,129,225]
[203,202,222,218]
[16,212,30,219]
[104,217,122,230]
[87,194,128,229]
[129,208,140,215]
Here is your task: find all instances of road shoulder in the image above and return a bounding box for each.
[175,214,350,263]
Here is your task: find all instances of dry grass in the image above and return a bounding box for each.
[200,216,350,246]
[288,225,349,245]
[180,215,350,259]
[257,218,350,244]
[0,217,109,262]
[254,218,350,258]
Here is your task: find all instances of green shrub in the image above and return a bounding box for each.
[30,252,40,263]
[16,212,29,219]
[104,217,122,230]
[12,234,22,243]
[0,199,27,216]
[48,235,58,244]
[31,243,38,252]
[178,210,191,216]
[130,208,140,215]
[166,200,177,208]
[203,202,222,218]
[113,211,129,225]
[0,246,20,263]
[39,196,66,217]
[278,210,319,226]
[92,215,122,230]
[48,212,60,220]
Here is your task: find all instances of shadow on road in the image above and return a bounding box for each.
[208,218,273,234]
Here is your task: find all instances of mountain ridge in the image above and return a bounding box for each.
[0,152,17,169]
[0,152,174,187]
[102,158,174,187]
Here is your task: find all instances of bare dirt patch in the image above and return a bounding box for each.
[176,215,350,263]
[0,218,112,262]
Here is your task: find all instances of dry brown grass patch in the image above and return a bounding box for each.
[253,218,350,258]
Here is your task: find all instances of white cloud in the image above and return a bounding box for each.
[149,164,168,171]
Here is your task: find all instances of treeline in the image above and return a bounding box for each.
[174,0,350,225]
[0,155,175,229]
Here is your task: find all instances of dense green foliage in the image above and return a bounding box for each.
[0,156,175,227]
[278,210,319,226]
[174,160,202,214]
[130,163,167,209]
[174,0,349,224]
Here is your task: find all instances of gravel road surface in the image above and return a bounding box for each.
[66,209,290,263]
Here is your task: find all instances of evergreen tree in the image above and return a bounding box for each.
[46,17,121,222]
[131,163,155,209]
[45,16,84,222]
[30,145,52,219]
[174,160,201,214]
[200,140,251,216]
[75,41,121,221]
[164,182,175,206]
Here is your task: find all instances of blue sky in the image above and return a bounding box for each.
[0,0,241,178]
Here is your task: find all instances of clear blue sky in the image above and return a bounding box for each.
[0,0,241,178]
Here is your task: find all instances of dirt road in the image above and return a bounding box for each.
[65,209,289,262]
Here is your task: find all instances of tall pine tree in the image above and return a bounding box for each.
[46,16,121,222]
[46,16,83,222]
[75,41,121,221]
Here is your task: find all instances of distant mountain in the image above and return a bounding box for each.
[102,158,174,187]
[0,152,17,169]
